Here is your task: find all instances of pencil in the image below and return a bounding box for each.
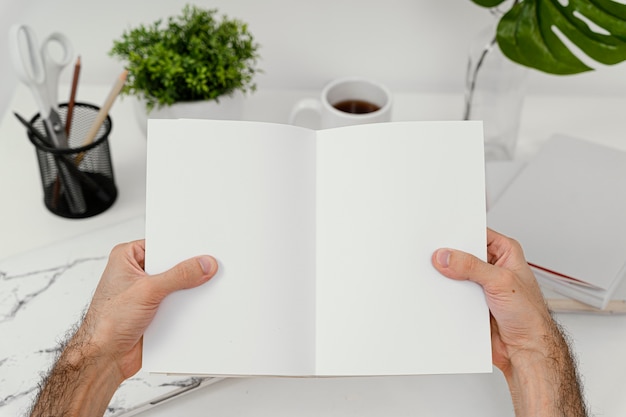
[75,69,127,165]
[65,55,81,137]
[82,69,127,147]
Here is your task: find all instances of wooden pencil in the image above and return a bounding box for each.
[75,69,127,165]
[65,55,81,137]
[81,69,127,146]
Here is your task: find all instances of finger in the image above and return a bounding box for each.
[151,255,218,298]
[486,229,528,271]
[106,240,147,274]
[432,248,501,288]
[129,239,147,270]
[486,227,504,239]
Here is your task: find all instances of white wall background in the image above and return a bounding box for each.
[3,0,626,118]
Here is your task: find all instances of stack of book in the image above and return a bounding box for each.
[488,135,626,309]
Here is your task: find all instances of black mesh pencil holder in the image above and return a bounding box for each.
[28,102,118,218]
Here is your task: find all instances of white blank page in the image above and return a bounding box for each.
[315,121,492,375]
[144,120,317,376]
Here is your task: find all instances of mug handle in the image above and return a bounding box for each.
[289,98,322,128]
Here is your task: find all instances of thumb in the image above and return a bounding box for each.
[432,248,499,288]
[151,255,218,298]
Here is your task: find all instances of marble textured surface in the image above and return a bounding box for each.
[0,217,220,416]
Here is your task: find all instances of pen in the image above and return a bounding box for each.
[13,111,61,206]
[14,112,54,147]
[14,112,88,213]
[65,55,81,137]
[14,112,111,204]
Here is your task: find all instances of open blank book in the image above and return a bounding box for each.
[143,119,492,377]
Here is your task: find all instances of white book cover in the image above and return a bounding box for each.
[487,135,626,309]
[143,119,491,377]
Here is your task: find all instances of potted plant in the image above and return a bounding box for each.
[465,0,626,159]
[109,4,260,128]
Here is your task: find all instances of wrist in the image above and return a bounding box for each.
[29,325,124,417]
[506,356,561,416]
[62,326,125,385]
[503,323,587,417]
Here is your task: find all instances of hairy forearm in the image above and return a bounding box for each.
[505,322,587,417]
[29,325,123,417]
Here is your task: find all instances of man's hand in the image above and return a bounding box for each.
[432,229,553,373]
[83,240,218,380]
[29,240,218,417]
[432,229,587,417]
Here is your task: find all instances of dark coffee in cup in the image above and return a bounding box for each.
[289,78,392,128]
[333,99,381,115]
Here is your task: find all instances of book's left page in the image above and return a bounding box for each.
[143,120,318,376]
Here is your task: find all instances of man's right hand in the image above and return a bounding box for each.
[432,229,587,417]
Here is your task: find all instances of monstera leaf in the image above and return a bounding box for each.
[471,0,626,74]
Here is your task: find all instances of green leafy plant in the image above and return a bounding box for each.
[109,5,260,111]
[470,0,626,74]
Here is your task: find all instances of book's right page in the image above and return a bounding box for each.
[315,121,492,376]
[487,135,626,304]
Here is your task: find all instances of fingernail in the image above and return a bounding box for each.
[198,256,216,276]
[436,250,451,268]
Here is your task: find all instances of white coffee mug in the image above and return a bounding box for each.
[289,77,392,129]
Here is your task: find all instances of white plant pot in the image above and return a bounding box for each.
[134,92,245,136]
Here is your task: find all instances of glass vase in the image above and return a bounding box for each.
[463,11,529,161]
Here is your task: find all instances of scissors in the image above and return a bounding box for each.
[10,25,86,214]
[9,24,74,148]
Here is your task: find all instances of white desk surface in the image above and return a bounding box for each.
[1,85,626,416]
